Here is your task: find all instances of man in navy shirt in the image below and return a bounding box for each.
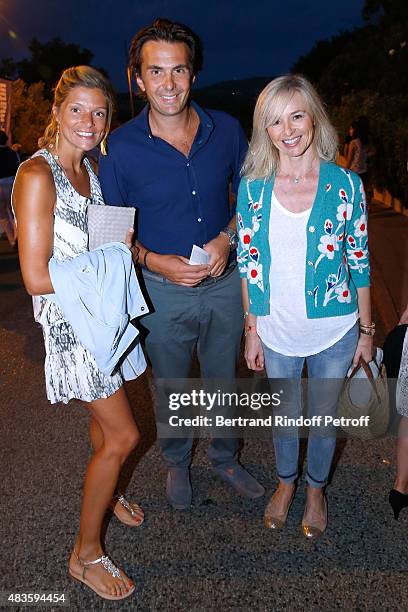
[99,18,264,509]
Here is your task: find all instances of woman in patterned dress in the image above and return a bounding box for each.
[13,66,143,601]
[237,75,373,539]
[386,305,408,519]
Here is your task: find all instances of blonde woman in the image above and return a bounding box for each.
[237,75,373,539]
[13,66,144,600]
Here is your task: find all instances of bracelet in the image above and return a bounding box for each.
[143,249,152,270]
[360,327,375,336]
[359,320,375,336]
[243,311,249,320]
[244,325,258,337]
[359,321,375,329]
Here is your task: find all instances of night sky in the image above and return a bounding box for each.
[0,0,365,90]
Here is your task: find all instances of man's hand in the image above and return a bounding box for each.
[203,233,230,277]
[154,254,209,287]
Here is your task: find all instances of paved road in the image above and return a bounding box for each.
[0,202,407,612]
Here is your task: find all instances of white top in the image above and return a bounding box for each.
[256,191,358,356]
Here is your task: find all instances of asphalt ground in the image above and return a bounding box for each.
[0,201,407,612]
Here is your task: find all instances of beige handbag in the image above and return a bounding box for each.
[337,357,389,439]
[87,204,135,250]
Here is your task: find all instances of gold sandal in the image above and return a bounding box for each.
[110,494,144,527]
[69,549,135,600]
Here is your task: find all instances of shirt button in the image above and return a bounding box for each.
[308,260,314,266]
[186,162,190,167]
[309,226,315,233]
[192,190,196,195]
[307,290,313,296]
[148,135,152,139]
[141,306,145,311]
[197,218,202,222]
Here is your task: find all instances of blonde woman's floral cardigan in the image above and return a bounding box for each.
[237,161,370,317]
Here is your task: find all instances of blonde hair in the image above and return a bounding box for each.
[242,74,338,180]
[38,65,115,150]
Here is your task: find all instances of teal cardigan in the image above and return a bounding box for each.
[237,161,370,318]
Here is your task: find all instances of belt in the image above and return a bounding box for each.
[142,262,237,286]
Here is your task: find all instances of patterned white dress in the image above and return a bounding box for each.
[397,329,408,417]
[32,149,123,404]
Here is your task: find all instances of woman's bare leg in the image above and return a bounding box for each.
[89,413,143,526]
[70,387,140,598]
[394,416,408,494]
[90,417,104,452]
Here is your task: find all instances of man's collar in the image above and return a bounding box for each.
[135,100,214,141]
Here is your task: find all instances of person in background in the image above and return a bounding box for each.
[99,18,265,510]
[13,66,145,601]
[385,304,408,519]
[238,74,372,539]
[0,130,19,247]
[345,121,368,190]
[11,142,22,162]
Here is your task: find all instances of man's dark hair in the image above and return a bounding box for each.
[129,18,203,76]
[0,130,8,146]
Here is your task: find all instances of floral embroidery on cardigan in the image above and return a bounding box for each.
[314,171,368,307]
[237,180,265,291]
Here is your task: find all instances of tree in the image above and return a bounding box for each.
[17,37,94,90]
[292,0,408,202]
[11,80,51,154]
[330,91,408,201]
[363,0,408,23]
[0,38,95,92]
[293,31,352,86]
[0,57,17,79]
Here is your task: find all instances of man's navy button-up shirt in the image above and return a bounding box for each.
[99,101,248,258]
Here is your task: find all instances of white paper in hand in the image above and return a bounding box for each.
[189,245,210,265]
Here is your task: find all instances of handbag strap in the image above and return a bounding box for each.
[347,357,381,401]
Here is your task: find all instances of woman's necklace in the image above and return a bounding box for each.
[277,158,318,185]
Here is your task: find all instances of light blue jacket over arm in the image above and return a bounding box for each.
[47,242,148,378]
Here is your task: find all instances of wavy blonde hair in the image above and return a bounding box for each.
[38,65,115,150]
[242,74,338,180]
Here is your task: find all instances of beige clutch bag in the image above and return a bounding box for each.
[87,204,135,250]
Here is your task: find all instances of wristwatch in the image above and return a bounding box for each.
[220,226,239,251]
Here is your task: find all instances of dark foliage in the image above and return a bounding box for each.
[292,0,408,204]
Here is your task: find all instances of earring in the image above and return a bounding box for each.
[100,136,107,156]
[53,125,60,160]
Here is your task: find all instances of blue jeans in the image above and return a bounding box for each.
[262,323,359,487]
